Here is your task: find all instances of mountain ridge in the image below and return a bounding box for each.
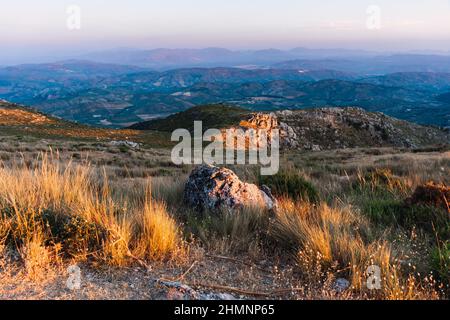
[129,104,450,150]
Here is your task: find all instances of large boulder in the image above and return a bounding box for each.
[184,164,277,213]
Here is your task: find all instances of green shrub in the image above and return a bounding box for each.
[360,197,449,238]
[258,170,319,202]
[41,210,107,257]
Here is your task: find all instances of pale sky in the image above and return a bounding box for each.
[1,0,450,62]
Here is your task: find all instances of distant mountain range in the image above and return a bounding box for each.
[79,48,450,73]
[80,47,378,70]
[0,56,449,128]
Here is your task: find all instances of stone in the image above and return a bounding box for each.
[333,278,350,293]
[156,279,238,300]
[184,164,277,213]
[109,140,140,149]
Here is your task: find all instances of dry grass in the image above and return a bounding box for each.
[0,143,448,300]
[0,108,55,125]
[0,153,185,272]
[132,199,183,261]
[271,198,441,299]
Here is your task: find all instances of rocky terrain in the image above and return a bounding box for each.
[275,107,450,150]
[132,104,450,151]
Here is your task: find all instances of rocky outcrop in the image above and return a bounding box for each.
[184,164,277,213]
[216,112,297,149]
[275,107,450,150]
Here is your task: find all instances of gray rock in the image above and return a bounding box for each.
[156,279,238,300]
[333,278,350,293]
[109,140,140,149]
[184,164,277,213]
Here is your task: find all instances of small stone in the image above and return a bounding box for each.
[333,278,350,293]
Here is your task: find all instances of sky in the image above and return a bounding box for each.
[1,0,450,63]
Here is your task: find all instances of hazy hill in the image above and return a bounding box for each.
[0,60,146,81]
[272,54,450,74]
[81,47,377,70]
[359,72,450,92]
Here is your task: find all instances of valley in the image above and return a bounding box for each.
[0,55,449,128]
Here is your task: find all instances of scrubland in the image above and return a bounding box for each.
[0,136,448,300]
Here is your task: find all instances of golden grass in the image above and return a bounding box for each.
[0,146,446,300]
[132,200,182,261]
[0,109,55,125]
[0,153,184,271]
[271,198,441,299]
[18,231,61,281]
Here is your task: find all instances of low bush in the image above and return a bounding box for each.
[258,170,319,202]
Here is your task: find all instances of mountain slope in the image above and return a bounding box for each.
[1,61,449,128]
[359,72,450,92]
[117,79,449,127]
[130,104,449,149]
[0,100,145,142]
[129,104,250,131]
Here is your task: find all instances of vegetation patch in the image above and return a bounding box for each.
[406,182,449,212]
[258,169,319,202]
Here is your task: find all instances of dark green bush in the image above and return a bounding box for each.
[1,208,106,257]
[360,197,449,238]
[42,211,107,257]
[258,170,319,202]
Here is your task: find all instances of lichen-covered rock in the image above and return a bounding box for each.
[184,164,277,213]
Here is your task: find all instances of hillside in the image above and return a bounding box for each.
[129,104,251,131]
[112,79,449,127]
[130,104,450,150]
[359,72,450,93]
[0,100,169,146]
[277,107,449,150]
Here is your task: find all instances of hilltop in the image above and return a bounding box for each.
[2,100,447,150]
[129,104,251,132]
[130,104,450,150]
[0,102,449,301]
